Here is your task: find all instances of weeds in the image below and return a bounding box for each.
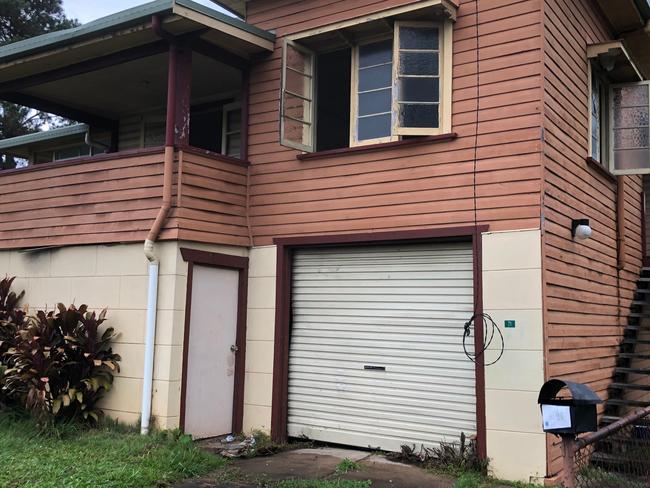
[335,458,361,474]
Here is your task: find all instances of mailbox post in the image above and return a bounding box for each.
[538,379,603,488]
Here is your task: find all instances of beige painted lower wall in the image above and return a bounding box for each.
[482,229,546,483]
[3,233,546,482]
[243,245,277,432]
[0,240,248,430]
[240,235,547,483]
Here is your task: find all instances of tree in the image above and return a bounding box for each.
[0,0,79,168]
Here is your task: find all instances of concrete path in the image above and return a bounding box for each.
[176,447,456,488]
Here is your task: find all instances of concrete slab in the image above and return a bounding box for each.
[292,447,372,462]
[176,447,460,488]
[233,450,342,481]
[342,456,456,488]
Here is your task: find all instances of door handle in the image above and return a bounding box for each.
[230,344,239,353]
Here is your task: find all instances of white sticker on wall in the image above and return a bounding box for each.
[541,404,572,430]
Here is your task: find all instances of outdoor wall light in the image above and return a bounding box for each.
[571,219,592,240]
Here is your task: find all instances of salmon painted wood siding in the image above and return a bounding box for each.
[541,0,644,475]
[245,0,544,246]
[174,149,250,247]
[0,149,250,249]
[0,150,169,249]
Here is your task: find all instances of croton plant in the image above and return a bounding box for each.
[0,277,120,424]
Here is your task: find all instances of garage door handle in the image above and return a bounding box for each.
[364,365,385,371]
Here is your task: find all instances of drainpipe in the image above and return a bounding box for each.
[140,15,177,435]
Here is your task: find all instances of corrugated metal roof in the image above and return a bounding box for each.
[0,124,88,151]
[0,0,274,64]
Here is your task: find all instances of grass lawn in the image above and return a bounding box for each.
[0,410,226,488]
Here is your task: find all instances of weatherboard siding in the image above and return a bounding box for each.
[541,0,644,476]
[174,149,250,247]
[0,150,171,249]
[245,0,544,245]
[0,148,250,249]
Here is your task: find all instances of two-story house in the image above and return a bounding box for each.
[1,0,649,483]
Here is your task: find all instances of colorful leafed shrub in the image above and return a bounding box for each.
[0,277,120,424]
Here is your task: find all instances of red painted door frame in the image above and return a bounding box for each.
[179,248,249,434]
[270,225,489,459]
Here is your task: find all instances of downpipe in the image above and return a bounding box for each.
[141,245,159,435]
[141,15,178,435]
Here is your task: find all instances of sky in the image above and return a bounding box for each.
[62,0,231,23]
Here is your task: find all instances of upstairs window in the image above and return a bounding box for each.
[588,42,649,175]
[610,82,650,174]
[280,9,453,153]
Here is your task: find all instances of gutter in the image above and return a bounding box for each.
[140,14,178,435]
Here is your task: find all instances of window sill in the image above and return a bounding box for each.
[586,157,616,183]
[296,133,458,161]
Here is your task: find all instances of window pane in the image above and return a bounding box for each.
[286,43,312,75]
[359,89,391,116]
[359,64,392,91]
[613,128,649,149]
[614,148,650,171]
[286,69,312,98]
[283,93,311,123]
[284,118,310,145]
[399,103,439,128]
[359,39,392,68]
[613,85,649,107]
[399,77,439,102]
[613,106,649,128]
[399,26,439,50]
[400,52,438,76]
[358,113,391,140]
[227,109,241,133]
[226,133,241,158]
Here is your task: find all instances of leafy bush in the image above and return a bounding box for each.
[0,277,120,424]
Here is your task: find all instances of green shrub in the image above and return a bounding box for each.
[0,277,120,425]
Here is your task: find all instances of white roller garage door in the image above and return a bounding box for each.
[287,242,476,452]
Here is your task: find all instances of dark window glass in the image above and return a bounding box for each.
[398,77,439,102]
[399,104,439,128]
[359,89,392,116]
[359,64,392,91]
[358,113,391,140]
[399,26,439,50]
[400,52,438,76]
[359,39,392,68]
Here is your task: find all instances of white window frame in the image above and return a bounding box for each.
[350,34,397,147]
[221,102,242,158]
[393,20,446,137]
[608,80,650,175]
[280,39,316,152]
[281,5,454,153]
[587,61,609,166]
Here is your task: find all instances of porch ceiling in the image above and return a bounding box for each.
[0,0,273,126]
[15,52,241,120]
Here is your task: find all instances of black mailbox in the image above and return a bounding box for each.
[538,379,602,435]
